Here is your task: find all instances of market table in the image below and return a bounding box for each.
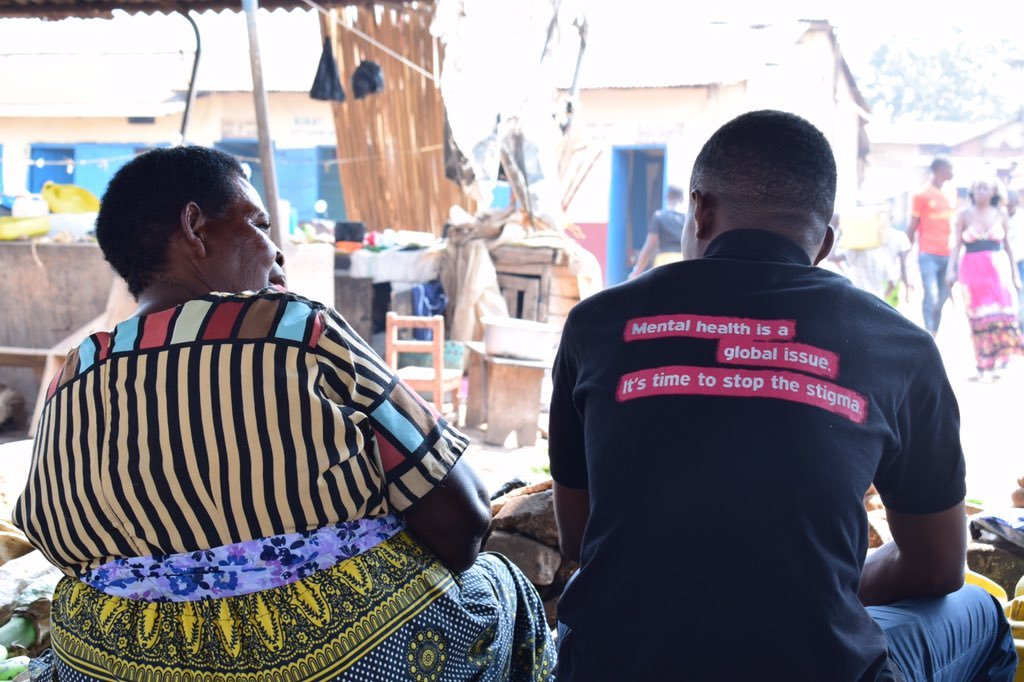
[463,341,550,447]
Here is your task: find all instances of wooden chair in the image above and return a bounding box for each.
[0,277,134,436]
[384,312,462,423]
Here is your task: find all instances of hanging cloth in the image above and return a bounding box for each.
[411,280,448,340]
[352,60,385,99]
[310,38,346,102]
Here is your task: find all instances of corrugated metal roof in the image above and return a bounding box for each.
[558,16,812,90]
[0,0,406,19]
[0,9,324,101]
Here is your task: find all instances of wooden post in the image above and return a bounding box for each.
[241,0,284,251]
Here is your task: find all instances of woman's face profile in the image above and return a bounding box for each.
[971,180,994,207]
[202,176,286,293]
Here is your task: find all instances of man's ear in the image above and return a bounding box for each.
[179,202,207,258]
[813,224,835,265]
[690,189,715,240]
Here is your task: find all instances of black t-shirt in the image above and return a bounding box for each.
[549,229,965,681]
[650,209,686,254]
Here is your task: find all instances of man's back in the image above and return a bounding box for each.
[549,230,963,680]
[912,185,953,257]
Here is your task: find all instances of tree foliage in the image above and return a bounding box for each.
[860,35,1018,122]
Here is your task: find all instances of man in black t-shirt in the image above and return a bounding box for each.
[549,111,1017,681]
[629,185,687,279]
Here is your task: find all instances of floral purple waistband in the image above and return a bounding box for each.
[81,514,406,602]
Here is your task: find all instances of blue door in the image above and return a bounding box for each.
[606,145,667,285]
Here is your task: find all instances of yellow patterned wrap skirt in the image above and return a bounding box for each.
[45,533,555,681]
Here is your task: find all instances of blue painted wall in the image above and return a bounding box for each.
[276,147,319,221]
[317,146,346,221]
[74,144,136,198]
[28,143,143,197]
[28,146,75,193]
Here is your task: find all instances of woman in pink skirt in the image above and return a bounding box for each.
[947,176,1024,380]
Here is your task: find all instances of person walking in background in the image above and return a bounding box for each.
[946,176,1024,381]
[628,185,686,279]
[832,204,911,307]
[908,158,954,335]
[1006,189,1024,329]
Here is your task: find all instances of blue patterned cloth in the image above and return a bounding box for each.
[81,514,405,601]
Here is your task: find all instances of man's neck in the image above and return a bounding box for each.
[931,178,945,190]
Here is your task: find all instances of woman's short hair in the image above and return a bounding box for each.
[96,146,245,297]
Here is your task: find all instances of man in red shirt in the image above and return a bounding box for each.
[908,158,954,335]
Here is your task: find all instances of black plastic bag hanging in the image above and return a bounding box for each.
[352,60,384,99]
[310,38,346,102]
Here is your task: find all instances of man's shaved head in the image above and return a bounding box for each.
[689,110,837,251]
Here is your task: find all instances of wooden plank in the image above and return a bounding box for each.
[483,361,545,447]
[491,244,561,266]
[496,273,541,321]
[0,348,49,369]
[548,294,578,317]
[550,270,580,298]
[334,274,373,342]
[319,8,471,235]
[0,242,113,429]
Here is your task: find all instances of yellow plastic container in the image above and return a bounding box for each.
[837,205,887,250]
[967,569,1009,602]
[1005,604,1024,682]
[41,181,100,214]
[968,569,1022,681]
[0,215,50,240]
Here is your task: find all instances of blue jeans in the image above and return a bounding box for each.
[1018,262,1024,330]
[869,585,1017,681]
[557,585,1016,681]
[919,253,951,335]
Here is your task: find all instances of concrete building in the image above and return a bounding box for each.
[865,117,1024,229]
[561,19,870,284]
[0,9,346,222]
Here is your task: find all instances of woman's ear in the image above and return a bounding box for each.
[179,202,207,258]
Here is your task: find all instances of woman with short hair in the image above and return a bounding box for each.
[15,146,554,681]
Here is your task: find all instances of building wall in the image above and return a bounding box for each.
[566,83,748,227]
[0,92,340,218]
[565,30,867,277]
[744,28,864,214]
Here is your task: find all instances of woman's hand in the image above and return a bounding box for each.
[945,268,958,288]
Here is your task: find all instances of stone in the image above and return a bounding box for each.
[967,540,1024,596]
[0,520,33,568]
[867,509,891,549]
[490,479,553,516]
[485,531,562,586]
[491,490,559,547]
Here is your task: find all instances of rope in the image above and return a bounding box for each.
[297,0,436,82]
[13,145,444,172]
